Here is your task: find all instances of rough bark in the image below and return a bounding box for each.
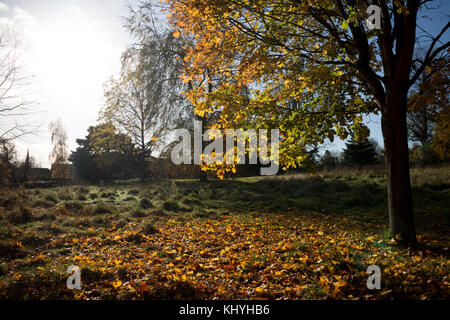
[382,84,417,247]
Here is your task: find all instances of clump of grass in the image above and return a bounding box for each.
[191,208,210,218]
[0,240,27,259]
[57,189,73,201]
[141,222,158,235]
[410,166,450,189]
[93,201,114,215]
[128,189,140,195]
[44,192,58,203]
[124,196,135,201]
[162,199,182,212]
[63,201,84,211]
[198,187,210,201]
[181,194,202,206]
[149,208,167,217]
[31,199,54,208]
[140,197,153,209]
[78,186,90,194]
[0,263,6,276]
[33,210,56,221]
[125,233,145,244]
[9,205,32,224]
[132,207,147,218]
[89,193,98,200]
[77,194,87,201]
[100,192,117,199]
[0,194,17,210]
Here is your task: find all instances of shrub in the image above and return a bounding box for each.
[140,197,153,209]
[89,193,98,200]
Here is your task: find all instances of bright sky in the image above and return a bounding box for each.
[0,0,139,168]
[0,1,448,167]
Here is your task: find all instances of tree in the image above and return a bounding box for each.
[343,138,379,167]
[49,119,69,179]
[21,149,31,182]
[122,3,211,180]
[102,32,182,179]
[0,25,39,140]
[407,58,449,157]
[69,129,98,182]
[69,123,140,182]
[0,137,17,186]
[167,0,450,246]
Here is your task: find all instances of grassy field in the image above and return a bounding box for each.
[0,167,449,299]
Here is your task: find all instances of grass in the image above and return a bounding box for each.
[0,166,448,300]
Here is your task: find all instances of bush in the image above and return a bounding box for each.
[89,193,98,200]
[140,197,153,209]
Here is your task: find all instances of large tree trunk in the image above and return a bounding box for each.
[381,87,417,247]
[196,114,207,182]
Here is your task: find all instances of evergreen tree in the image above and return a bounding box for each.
[343,138,379,167]
[22,149,31,182]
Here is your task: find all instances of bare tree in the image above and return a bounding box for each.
[0,24,39,141]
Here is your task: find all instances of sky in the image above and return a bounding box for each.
[0,0,140,167]
[0,1,448,167]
